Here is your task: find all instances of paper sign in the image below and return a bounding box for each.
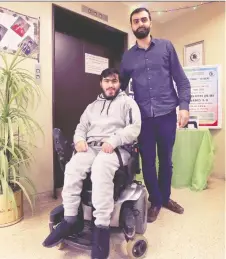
[183,65,221,129]
[85,53,108,75]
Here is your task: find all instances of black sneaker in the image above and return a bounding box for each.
[91,226,110,259]
[42,219,74,248]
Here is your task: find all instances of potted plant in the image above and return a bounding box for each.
[0,48,43,227]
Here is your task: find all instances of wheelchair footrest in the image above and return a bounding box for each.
[66,231,92,249]
[64,220,93,250]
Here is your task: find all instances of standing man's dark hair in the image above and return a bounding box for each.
[120,7,191,223]
[130,7,152,24]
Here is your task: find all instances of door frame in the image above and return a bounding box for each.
[51,4,128,198]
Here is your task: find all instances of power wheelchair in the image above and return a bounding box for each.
[49,128,148,259]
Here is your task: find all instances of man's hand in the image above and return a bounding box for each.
[75,140,88,152]
[102,142,114,153]
[178,110,189,128]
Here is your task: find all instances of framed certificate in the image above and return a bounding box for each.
[184,40,204,66]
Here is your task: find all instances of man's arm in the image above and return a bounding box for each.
[73,105,90,144]
[105,98,141,149]
[167,40,191,111]
[120,53,131,91]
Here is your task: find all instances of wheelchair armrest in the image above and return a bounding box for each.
[123,142,139,155]
[131,142,139,156]
[132,141,139,148]
[130,142,141,174]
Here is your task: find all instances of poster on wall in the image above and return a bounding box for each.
[85,53,108,75]
[0,7,40,60]
[183,65,221,129]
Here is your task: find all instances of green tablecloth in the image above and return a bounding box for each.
[136,129,214,191]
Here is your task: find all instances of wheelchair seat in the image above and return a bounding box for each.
[81,151,139,206]
[53,128,141,206]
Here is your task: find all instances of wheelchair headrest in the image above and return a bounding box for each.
[53,128,73,168]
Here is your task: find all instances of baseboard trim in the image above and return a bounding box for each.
[210,174,225,180]
[23,188,63,202]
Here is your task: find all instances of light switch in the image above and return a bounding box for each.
[35,63,41,85]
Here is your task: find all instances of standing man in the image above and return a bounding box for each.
[120,7,191,223]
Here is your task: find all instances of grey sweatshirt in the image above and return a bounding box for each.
[73,90,141,148]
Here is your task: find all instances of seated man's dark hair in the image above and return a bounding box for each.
[100,68,121,82]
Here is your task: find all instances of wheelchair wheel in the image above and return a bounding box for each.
[126,234,148,259]
[133,188,148,235]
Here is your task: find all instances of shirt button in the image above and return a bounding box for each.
[147,68,150,70]
[148,77,151,80]
[146,58,148,61]
[150,88,152,90]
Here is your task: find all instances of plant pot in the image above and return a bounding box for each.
[0,189,24,227]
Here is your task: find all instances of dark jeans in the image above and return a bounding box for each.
[138,110,177,207]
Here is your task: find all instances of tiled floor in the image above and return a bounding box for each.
[1,177,225,259]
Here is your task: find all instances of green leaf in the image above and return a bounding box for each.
[11,179,34,214]
[7,117,14,151]
[0,53,8,70]
[0,51,43,216]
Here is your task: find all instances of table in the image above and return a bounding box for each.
[136,129,215,191]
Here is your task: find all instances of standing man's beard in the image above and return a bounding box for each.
[133,26,150,39]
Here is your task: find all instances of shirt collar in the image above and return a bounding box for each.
[135,35,155,50]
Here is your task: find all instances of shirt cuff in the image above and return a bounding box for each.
[105,136,121,149]
[179,102,189,111]
[73,135,86,145]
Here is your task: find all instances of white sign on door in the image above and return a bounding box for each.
[85,53,109,75]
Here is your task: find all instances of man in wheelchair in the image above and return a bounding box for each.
[42,68,142,258]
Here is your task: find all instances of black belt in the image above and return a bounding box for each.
[88,141,104,147]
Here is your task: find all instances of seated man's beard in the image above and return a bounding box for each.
[102,88,120,100]
[133,26,150,39]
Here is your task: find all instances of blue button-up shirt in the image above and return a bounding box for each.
[120,37,191,119]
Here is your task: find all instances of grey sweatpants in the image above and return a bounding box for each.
[61,146,130,227]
